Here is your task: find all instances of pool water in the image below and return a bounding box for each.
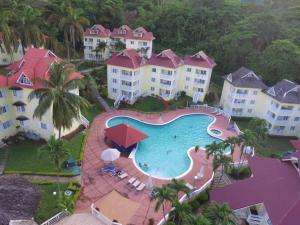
[107,114,229,179]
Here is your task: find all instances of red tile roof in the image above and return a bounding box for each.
[183,51,216,69]
[210,156,300,225]
[1,48,82,89]
[105,49,143,69]
[105,123,148,148]
[0,75,8,87]
[148,49,183,68]
[111,25,155,41]
[84,24,111,38]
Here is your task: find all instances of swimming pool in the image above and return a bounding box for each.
[107,114,229,179]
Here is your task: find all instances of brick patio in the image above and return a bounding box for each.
[75,108,240,224]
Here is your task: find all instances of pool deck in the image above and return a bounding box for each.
[76,108,241,224]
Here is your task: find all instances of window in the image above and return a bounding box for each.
[247,109,253,113]
[121,70,132,76]
[17,74,32,86]
[84,38,87,42]
[112,88,117,93]
[250,100,256,104]
[89,38,93,42]
[0,91,3,98]
[0,106,7,115]
[151,77,155,82]
[294,117,300,121]
[16,106,25,112]
[187,68,192,72]
[185,85,189,90]
[97,39,100,43]
[253,90,258,95]
[13,90,22,97]
[3,120,13,129]
[20,120,28,128]
[150,87,155,91]
[142,42,147,46]
[88,46,93,50]
[290,126,296,131]
[112,68,118,73]
[200,70,207,75]
[40,123,48,130]
[130,41,134,45]
[152,68,156,73]
[186,77,190,81]
[112,79,117,84]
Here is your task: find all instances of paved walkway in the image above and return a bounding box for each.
[76,108,241,224]
[56,213,101,225]
[20,174,81,183]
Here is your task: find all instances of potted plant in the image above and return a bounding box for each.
[195,145,199,152]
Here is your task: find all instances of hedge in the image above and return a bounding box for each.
[79,129,89,161]
[189,189,210,212]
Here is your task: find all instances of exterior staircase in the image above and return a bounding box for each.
[114,94,123,108]
[80,115,90,128]
[210,169,232,189]
[247,214,265,225]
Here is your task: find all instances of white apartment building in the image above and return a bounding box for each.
[106,48,216,105]
[83,24,155,61]
[220,67,300,137]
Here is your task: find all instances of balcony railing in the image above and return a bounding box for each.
[194,81,205,87]
[195,73,206,79]
[120,75,138,81]
[121,84,139,91]
[160,73,175,80]
[235,93,248,98]
[160,83,173,89]
[278,109,294,116]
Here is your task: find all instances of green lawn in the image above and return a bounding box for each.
[234,119,294,157]
[5,133,84,174]
[83,104,103,123]
[34,183,68,223]
[120,96,165,113]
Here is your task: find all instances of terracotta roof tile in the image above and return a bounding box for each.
[105,49,143,69]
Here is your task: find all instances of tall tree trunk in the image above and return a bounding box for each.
[162,204,166,222]
[66,41,70,63]
[59,127,62,139]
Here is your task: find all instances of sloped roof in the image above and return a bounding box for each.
[111,25,155,41]
[264,79,300,104]
[2,48,82,89]
[183,51,216,69]
[210,156,300,225]
[224,67,268,89]
[105,49,143,69]
[84,24,111,38]
[105,123,148,148]
[148,49,183,68]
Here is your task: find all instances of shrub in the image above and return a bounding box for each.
[180,91,186,97]
[189,189,209,212]
[204,92,215,104]
[229,167,252,179]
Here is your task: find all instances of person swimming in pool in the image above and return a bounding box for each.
[174,135,177,139]
[166,150,172,154]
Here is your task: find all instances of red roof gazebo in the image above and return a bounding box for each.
[105,123,148,153]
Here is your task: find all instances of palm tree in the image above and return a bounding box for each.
[38,135,70,171]
[15,5,44,52]
[167,179,191,199]
[29,61,90,138]
[59,6,89,62]
[238,129,257,165]
[168,200,194,225]
[151,184,175,222]
[93,41,107,61]
[213,155,232,185]
[114,40,126,51]
[224,136,240,160]
[192,215,211,225]
[205,141,223,160]
[204,203,236,225]
[248,118,268,143]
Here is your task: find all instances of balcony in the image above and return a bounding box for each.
[235,93,248,98]
[84,41,93,46]
[247,214,266,225]
[233,102,246,107]
[278,109,294,116]
[194,81,205,87]
[120,75,138,81]
[194,73,206,79]
[160,83,173,90]
[160,73,175,81]
[273,119,289,126]
[120,84,138,91]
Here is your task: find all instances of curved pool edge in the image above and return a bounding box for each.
[105,112,230,180]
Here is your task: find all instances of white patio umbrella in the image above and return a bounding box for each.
[146,175,153,190]
[101,148,120,162]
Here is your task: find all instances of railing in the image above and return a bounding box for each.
[160,83,173,89]
[91,204,122,225]
[80,115,90,128]
[160,73,175,80]
[40,210,69,225]
[193,81,205,87]
[278,109,294,116]
[189,104,231,120]
[247,214,265,225]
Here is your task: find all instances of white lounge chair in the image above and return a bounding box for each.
[118,172,128,180]
[132,180,141,188]
[127,177,136,185]
[136,183,145,191]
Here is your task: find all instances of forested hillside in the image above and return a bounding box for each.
[1,0,300,84]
